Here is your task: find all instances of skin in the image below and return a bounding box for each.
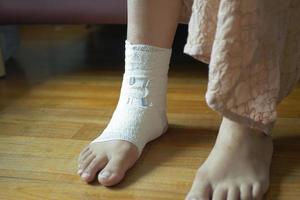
[77,1,274,199]
[126,0,183,48]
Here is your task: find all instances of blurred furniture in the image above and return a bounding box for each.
[0,0,127,24]
[0,0,127,77]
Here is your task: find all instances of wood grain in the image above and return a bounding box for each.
[0,25,300,200]
[1,68,300,200]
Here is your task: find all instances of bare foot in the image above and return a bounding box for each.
[77,140,139,186]
[186,117,273,200]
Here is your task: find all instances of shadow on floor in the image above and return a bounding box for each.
[82,125,300,199]
[0,59,32,111]
[268,134,300,199]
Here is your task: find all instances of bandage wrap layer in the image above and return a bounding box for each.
[91,40,172,156]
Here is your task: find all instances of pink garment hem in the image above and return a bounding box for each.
[183,43,274,135]
[183,43,210,64]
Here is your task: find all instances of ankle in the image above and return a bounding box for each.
[222,117,270,137]
[216,117,272,149]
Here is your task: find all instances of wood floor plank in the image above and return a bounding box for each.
[1,67,300,199]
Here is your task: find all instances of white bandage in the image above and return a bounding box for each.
[91,40,172,156]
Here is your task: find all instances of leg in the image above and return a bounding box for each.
[127,0,182,48]
[77,0,183,186]
[186,117,273,200]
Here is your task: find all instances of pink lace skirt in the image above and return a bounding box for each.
[180,0,300,134]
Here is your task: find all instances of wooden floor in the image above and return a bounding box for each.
[1,26,300,200]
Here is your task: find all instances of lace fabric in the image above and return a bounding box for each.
[180,0,300,134]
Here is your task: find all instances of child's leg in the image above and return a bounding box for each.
[77,0,183,186]
[186,117,273,200]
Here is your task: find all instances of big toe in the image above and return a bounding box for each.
[186,183,212,200]
[98,151,138,186]
[185,168,213,200]
[185,175,212,200]
[79,151,108,183]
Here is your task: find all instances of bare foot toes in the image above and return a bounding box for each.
[186,117,273,200]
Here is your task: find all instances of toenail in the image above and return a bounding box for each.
[81,172,90,178]
[77,169,83,174]
[99,171,111,180]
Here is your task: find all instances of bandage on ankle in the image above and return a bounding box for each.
[91,40,172,156]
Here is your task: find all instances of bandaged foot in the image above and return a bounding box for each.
[77,40,172,186]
